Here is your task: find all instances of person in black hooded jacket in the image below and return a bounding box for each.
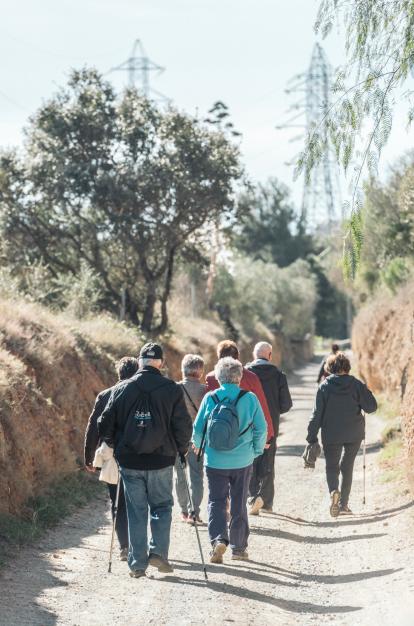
[307,351,377,517]
[246,341,292,513]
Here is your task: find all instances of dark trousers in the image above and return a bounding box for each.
[108,480,129,550]
[323,441,362,506]
[206,465,252,552]
[249,439,277,507]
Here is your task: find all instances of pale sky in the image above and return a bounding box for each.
[0,0,412,209]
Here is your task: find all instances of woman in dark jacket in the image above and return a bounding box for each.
[307,352,377,517]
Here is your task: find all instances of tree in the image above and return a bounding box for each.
[0,69,241,332]
[357,157,414,293]
[233,179,315,267]
[298,1,414,276]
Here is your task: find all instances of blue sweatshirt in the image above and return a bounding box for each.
[192,383,267,470]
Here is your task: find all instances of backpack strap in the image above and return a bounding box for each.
[211,393,220,405]
[235,389,248,404]
[235,390,252,436]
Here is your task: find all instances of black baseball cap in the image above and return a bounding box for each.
[139,342,163,360]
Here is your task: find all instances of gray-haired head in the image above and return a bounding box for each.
[253,341,272,361]
[214,357,243,385]
[181,353,204,379]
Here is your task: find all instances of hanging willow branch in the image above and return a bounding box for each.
[297,0,414,278]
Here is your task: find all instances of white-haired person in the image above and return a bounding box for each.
[175,354,206,524]
[193,357,267,564]
[246,341,292,514]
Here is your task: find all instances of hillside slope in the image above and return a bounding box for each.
[0,300,227,516]
[352,282,414,490]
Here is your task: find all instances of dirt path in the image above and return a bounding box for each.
[1,360,414,626]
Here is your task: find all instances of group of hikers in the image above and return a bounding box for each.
[84,339,377,578]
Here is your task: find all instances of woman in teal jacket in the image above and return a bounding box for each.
[193,357,267,564]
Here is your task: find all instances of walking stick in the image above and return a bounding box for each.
[362,438,366,506]
[362,411,366,506]
[108,472,121,573]
[179,458,208,580]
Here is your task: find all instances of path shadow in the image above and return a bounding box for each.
[157,576,361,615]
[267,500,414,528]
[172,559,301,588]
[250,526,386,544]
[0,493,108,626]
[246,560,402,585]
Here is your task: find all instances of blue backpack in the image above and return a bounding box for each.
[200,390,251,453]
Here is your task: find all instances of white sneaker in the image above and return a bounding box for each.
[209,541,227,564]
[249,496,264,516]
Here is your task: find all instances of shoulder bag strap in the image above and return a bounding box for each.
[180,383,199,413]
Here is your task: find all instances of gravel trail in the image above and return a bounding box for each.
[1,360,413,626]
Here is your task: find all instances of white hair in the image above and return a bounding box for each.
[139,357,163,369]
[253,341,272,359]
[214,357,243,385]
[181,354,204,378]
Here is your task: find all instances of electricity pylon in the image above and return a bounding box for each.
[111,39,169,102]
[277,43,341,227]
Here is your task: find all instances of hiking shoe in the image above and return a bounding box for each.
[249,496,264,516]
[129,569,146,578]
[330,490,341,518]
[209,541,227,564]
[187,515,204,526]
[180,512,189,522]
[120,547,128,561]
[148,553,174,573]
[339,505,353,515]
[231,550,249,561]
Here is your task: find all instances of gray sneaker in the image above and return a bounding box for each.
[330,490,341,518]
[120,547,128,561]
[231,550,249,561]
[129,569,146,578]
[148,553,174,573]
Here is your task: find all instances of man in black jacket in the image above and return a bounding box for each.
[84,356,139,560]
[246,341,292,513]
[98,342,192,579]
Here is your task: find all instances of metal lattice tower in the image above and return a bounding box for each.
[277,43,341,227]
[111,39,169,102]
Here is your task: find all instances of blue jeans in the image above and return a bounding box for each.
[120,465,174,571]
[175,448,204,516]
[206,464,252,552]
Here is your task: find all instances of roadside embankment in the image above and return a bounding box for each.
[352,281,414,491]
[0,297,312,525]
[0,299,228,518]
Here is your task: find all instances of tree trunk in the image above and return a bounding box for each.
[141,287,157,333]
[157,248,176,334]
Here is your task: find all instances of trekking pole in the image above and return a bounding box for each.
[108,471,121,573]
[179,458,208,581]
[362,438,366,506]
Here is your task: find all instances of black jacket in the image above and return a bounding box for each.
[246,360,292,436]
[84,387,112,466]
[98,366,192,470]
[307,374,377,445]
